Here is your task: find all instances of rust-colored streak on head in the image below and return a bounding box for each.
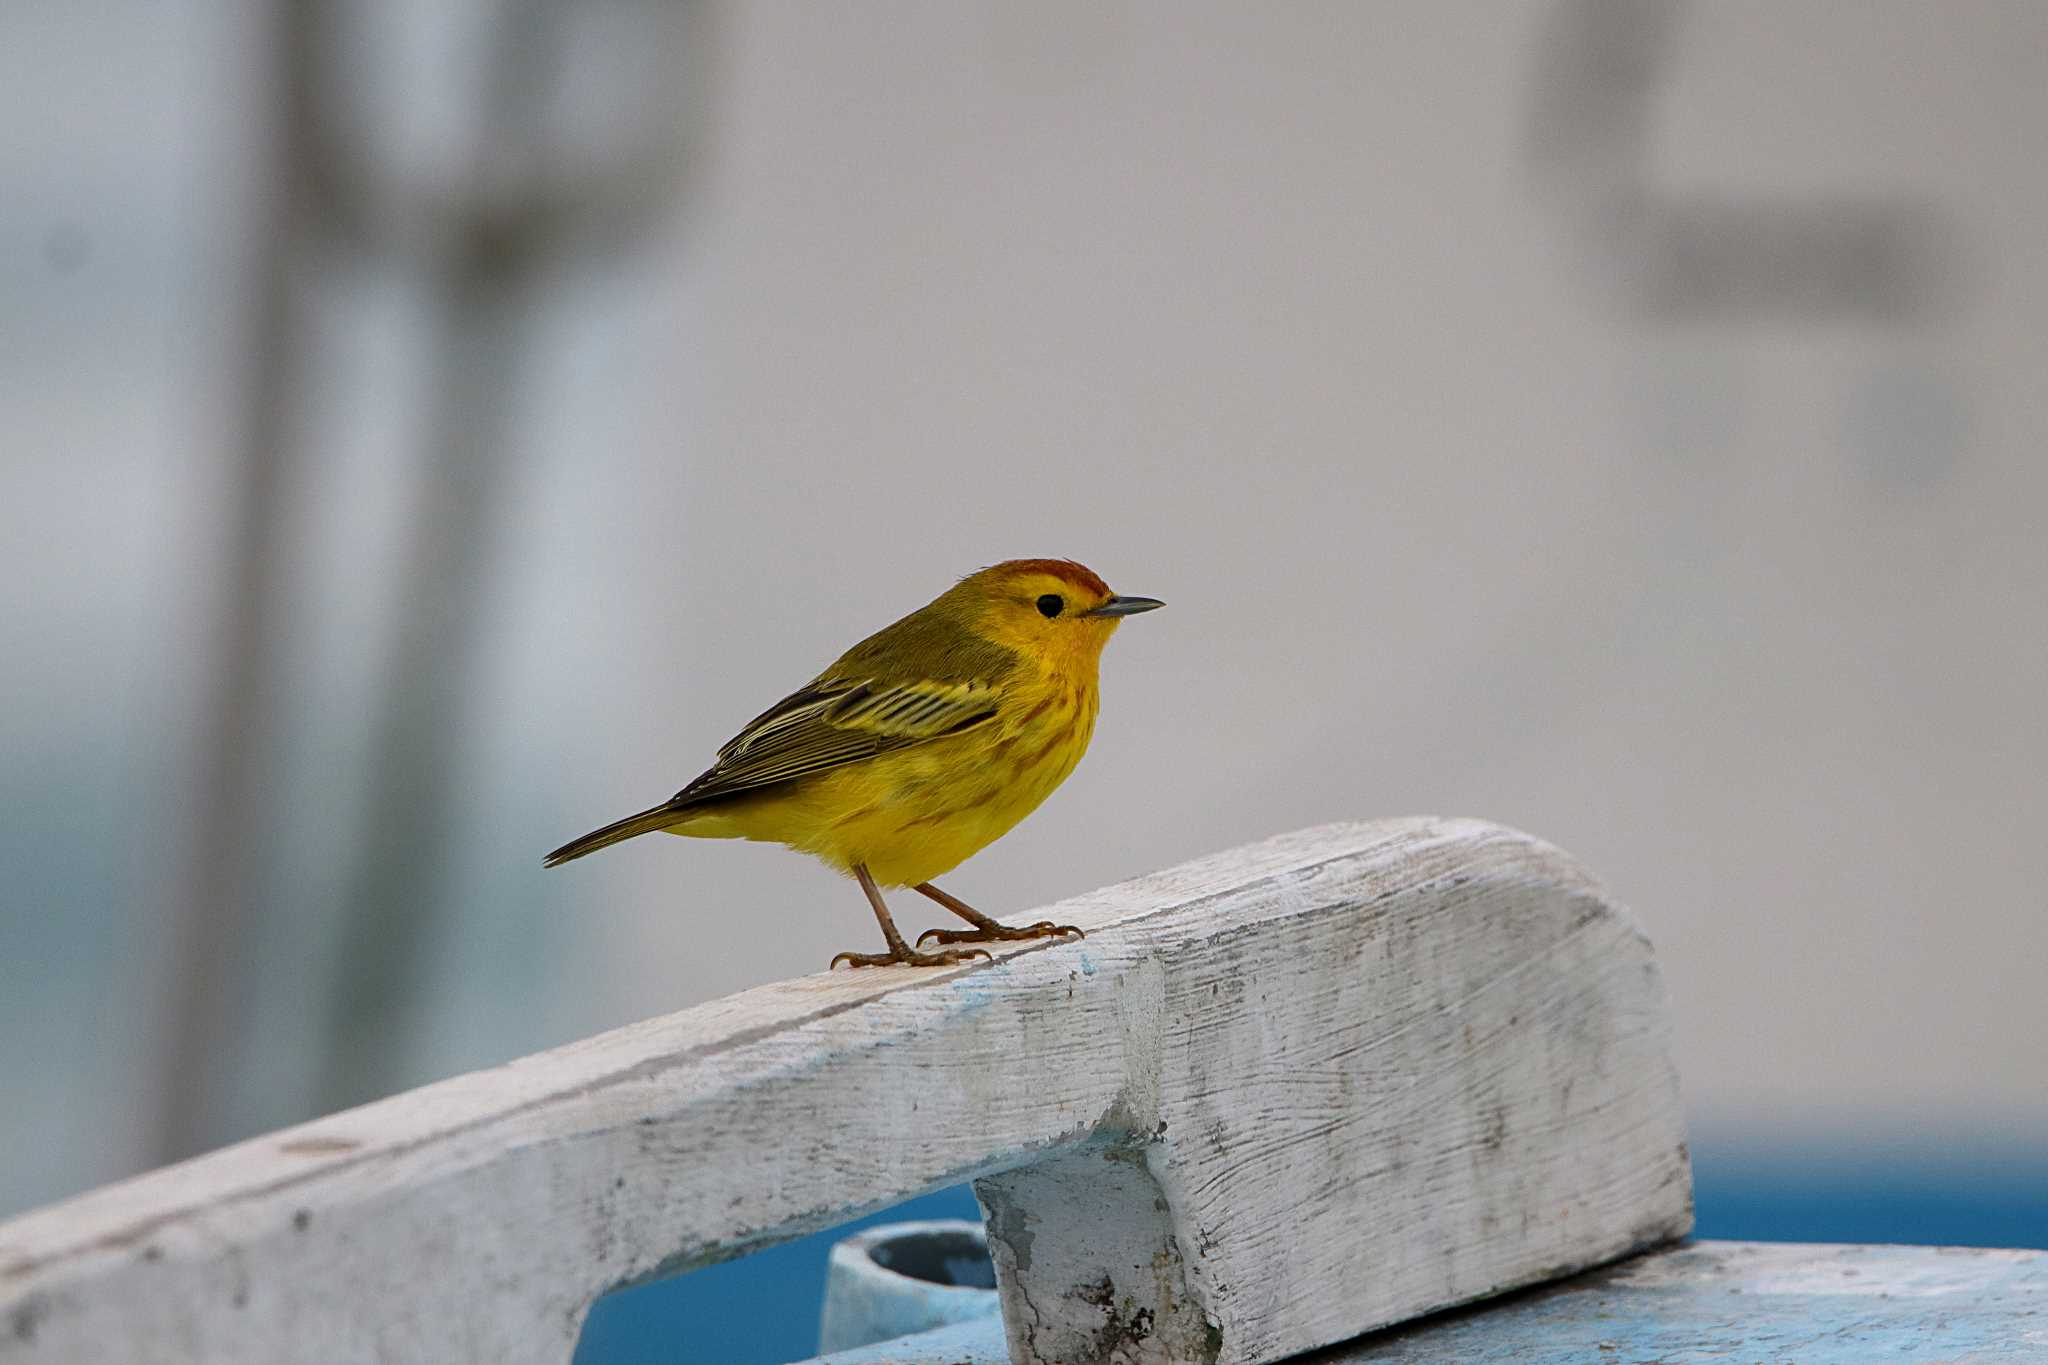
[979,558,1112,598]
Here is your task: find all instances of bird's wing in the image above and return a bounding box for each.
[665,676,1003,808]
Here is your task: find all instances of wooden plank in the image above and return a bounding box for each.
[808,1242,2048,1364]
[0,818,1691,1365]
[814,1317,1004,1363]
[1347,1240,2048,1362]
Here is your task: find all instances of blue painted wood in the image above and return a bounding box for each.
[804,1241,2048,1364]
[1344,1241,2048,1363]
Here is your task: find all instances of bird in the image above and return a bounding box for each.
[544,559,1163,968]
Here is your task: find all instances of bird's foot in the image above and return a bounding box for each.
[829,944,993,970]
[915,920,1084,949]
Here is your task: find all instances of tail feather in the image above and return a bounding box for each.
[544,804,682,867]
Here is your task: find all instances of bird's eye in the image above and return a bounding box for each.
[1036,593,1064,618]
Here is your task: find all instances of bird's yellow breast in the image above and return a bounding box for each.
[672,672,1100,887]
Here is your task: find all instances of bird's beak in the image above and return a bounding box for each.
[1084,595,1165,618]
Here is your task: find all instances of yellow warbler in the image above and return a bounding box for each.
[545,559,1162,967]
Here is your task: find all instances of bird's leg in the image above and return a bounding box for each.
[831,865,994,968]
[912,881,1084,949]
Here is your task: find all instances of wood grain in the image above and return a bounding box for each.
[0,818,1691,1364]
[811,1243,2048,1364]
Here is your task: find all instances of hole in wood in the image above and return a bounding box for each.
[572,1185,987,1365]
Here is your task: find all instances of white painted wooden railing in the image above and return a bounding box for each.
[0,818,1695,1364]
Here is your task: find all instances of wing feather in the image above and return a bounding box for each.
[666,676,1001,808]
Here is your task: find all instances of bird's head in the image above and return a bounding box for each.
[948,558,1163,671]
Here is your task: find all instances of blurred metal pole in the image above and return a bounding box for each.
[154,0,705,1157]
[150,0,323,1165]
[313,246,530,1113]
[311,0,704,1113]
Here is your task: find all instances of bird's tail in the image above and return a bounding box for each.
[543,804,681,867]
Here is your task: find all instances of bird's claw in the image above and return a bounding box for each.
[829,945,994,970]
[915,921,1085,949]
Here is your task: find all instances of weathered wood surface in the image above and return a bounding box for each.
[1343,1241,2048,1364]
[809,1241,2048,1364]
[0,817,1690,1364]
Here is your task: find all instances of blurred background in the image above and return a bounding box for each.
[3,0,2043,1359]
